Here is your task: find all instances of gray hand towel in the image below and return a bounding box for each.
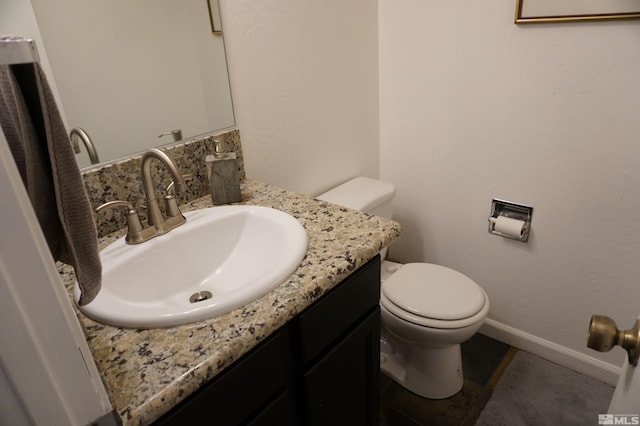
[0,63,101,305]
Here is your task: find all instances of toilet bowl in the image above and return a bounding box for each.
[317,177,490,399]
[380,261,489,398]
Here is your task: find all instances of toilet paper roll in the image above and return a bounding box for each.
[493,216,526,238]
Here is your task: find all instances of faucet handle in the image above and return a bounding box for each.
[95,200,133,212]
[162,195,186,229]
[95,200,146,244]
[165,173,194,195]
[162,173,192,219]
[163,195,181,218]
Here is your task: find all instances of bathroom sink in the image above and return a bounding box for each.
[74,206,308,328]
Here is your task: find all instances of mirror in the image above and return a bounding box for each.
[4,0,234,168]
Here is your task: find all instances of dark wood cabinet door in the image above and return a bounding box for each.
[303,308,380,426]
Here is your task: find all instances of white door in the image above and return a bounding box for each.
[607,314,640,417]
[0,128,112,424]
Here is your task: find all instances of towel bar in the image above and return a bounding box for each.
[0,35,40,66]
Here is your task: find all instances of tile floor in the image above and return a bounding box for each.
[379,333,514,426]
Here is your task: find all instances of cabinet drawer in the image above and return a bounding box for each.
[297,255,380,365]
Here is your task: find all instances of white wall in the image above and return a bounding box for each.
[220,0,380,195]
[222,0,640,381]
[380,0,640,378]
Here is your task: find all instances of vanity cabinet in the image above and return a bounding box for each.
[301,309,380,425]
[154,255,380,425]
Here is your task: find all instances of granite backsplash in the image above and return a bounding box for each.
[81,128,244,238]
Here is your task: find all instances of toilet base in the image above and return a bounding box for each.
[381,342,464,399]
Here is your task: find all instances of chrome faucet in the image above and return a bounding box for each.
[139,148,187,241]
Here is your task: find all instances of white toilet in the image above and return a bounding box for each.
[317,177,490,399]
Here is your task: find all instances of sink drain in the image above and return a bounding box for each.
[189,291,213,303]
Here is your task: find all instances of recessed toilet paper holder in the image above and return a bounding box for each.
[488,198,533,242]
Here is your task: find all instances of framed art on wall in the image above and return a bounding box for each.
[207,0,222,33]
[515,0,640,23]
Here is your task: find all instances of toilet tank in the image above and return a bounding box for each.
[316,177,395,219]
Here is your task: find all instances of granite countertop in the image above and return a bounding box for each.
[60,179,401,426]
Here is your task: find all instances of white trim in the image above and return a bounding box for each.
[0,130,113,425]
[480,318,621,386]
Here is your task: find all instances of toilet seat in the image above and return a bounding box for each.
[381,263,488,329]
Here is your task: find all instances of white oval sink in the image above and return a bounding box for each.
[74,205,308,328]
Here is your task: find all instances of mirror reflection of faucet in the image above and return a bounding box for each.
[158,129,183,142]
[70,127,100,164]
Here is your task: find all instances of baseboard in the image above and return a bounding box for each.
[480,318,621,386]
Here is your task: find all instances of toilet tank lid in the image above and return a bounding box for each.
[316,177,395,213]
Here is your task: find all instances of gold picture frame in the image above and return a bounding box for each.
[207,0,222,34]
[515,0,640,23]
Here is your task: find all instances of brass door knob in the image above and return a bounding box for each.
[588,315,640,367]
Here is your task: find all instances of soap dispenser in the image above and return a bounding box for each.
[206,138,242,205]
